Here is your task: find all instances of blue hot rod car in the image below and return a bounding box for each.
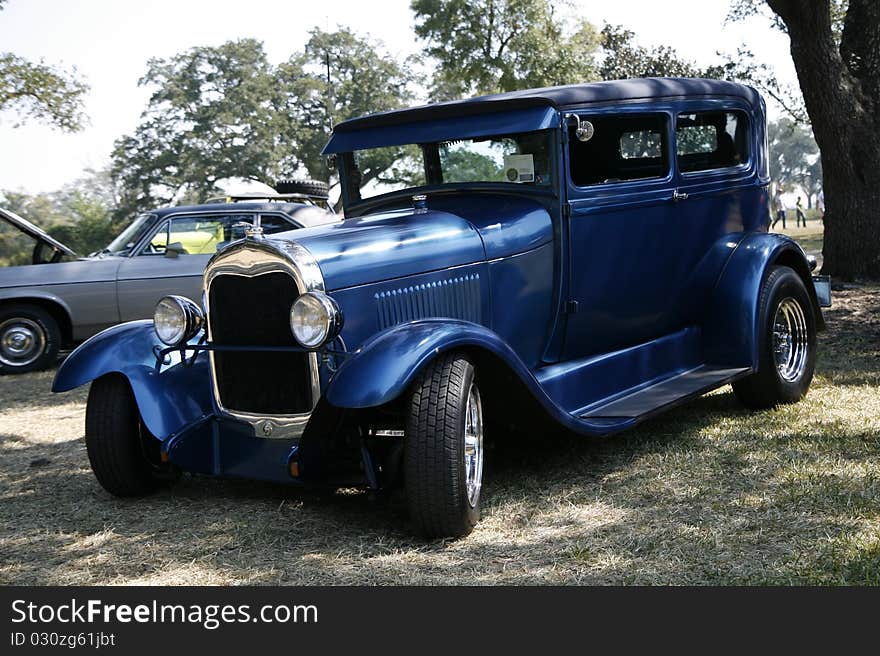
[54,78,825,538]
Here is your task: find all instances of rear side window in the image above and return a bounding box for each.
[569,114,669,186]
[677,111,748,172]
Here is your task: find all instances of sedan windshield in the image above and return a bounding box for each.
[102,213,155,255]
[346,130,554,202]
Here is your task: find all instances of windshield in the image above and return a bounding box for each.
[103,213,155,255]
[346,130,555,203]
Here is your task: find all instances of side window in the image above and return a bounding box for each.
[142,214,255,255]
[677,111,748,173]
[569,114,669,186]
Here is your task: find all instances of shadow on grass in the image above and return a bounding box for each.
[817,287,880,387]
[4,386,870,585]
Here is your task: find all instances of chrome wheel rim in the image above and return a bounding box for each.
[772,297,808,382]
[464,383,484,508]
[0,318,45,368]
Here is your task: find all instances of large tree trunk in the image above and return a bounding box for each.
[767,0,880,279]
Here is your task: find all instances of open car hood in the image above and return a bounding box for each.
[0,207,77,258]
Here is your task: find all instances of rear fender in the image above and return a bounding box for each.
[52,320,213,439]
[702,232,823,368]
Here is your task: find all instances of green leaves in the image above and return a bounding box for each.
[768,118,822,208]
[0,53,88,132]
[0,168,120,263]
[411,1,725,100]
[111,29,414,216]
[412,0,600,99]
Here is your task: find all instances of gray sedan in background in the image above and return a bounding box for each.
[0,189,338,374]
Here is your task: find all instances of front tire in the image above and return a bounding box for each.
[85,374,167,496]
[0,304,60,374]
[404,354,484,538]
[732,265,817,409]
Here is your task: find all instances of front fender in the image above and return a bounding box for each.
[703,232,821,368]
[0,287,73,315]
[329,315,569,415]
[324,319,622,436]
[52,320,213,439]
[325,320,520,408]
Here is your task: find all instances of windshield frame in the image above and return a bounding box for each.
[102,213,157,256]
[339,128,560,214]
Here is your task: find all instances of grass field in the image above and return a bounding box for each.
[1,226,878,585]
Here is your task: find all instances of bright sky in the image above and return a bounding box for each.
[0,0,796,195]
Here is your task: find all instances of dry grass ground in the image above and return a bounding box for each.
[1,228,878,585]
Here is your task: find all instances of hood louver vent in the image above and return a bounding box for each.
[376,274,481,329]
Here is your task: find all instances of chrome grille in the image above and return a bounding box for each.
[208,271,312,415]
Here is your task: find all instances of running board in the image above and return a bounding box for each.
[579,366,751,420]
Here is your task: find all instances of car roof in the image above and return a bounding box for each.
[150,201,323,218]
[333,77,761,133]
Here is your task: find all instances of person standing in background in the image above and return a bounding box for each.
[796,196,807,227]
[772,194,786,229]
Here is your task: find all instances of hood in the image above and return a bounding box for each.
[1,207,77,258]
[287,208,487,290]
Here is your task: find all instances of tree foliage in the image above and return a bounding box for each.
[599,24,702,80]
[110,39,285,215]
[111,29,413,216]
[0,168,119,264]
[768,118,822,206]
[0,0,88,131]
[732,0,880,279]
[0,0,88,133]
[412,0,600,99]
[277,28,415,186]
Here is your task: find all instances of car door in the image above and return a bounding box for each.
[561,109,682,360]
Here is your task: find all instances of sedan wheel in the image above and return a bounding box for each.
[0,304,60,374]
[0,318,45,368]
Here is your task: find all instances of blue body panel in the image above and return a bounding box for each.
[703,232,817,367]
[287,208,487,290]
[324,319,633,436]
[52,321,213,441]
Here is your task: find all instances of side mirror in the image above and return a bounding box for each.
[565,113,594,142]
[164,242,185,259]
[806,255,818,272]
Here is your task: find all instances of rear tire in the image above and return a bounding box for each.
[0,303,60,374]
[732,266,817,409]
[404,353,484,538]
[85,374,167,496]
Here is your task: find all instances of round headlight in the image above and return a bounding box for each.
[154,295,204,346]
[289,292,342,348]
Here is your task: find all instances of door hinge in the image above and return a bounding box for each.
[565,300,579,314]
[562,203,571,219]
